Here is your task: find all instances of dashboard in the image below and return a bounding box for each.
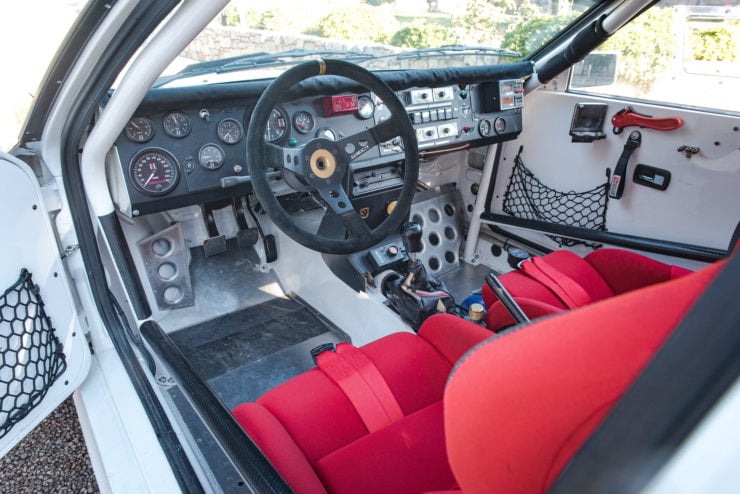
[111,67,528,218]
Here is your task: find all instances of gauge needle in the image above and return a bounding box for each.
[144,172,156,186]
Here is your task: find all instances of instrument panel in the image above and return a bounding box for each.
[113,78,524,217]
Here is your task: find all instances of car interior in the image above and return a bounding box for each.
[6,0,739,492]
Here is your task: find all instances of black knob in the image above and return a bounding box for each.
[401,222,423,254]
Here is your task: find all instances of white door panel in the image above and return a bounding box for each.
[491,89,740,251]
[0,153,90,458]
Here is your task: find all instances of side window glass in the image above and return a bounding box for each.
[570,2,739,113]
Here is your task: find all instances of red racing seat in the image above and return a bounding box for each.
[232,254,724,494]
[481,248,692,331]
[232,316,491,494]
[444,255,725,493]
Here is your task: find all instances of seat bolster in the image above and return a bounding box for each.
[232,402,328,494]
[585,248,691,295]
[484,297,564,332]
[417,314,492,365]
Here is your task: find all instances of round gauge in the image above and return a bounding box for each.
[198,144,225,170]
[264,107,287,142]
[357,95,375,119]
[217,118,243,144]
[293,111,315,134]
[129,149,180,196]
[163,112,191,138]
[125,117,154,143]
[315,127,336,141]
[478,119,491,137]
[494,117,507,134]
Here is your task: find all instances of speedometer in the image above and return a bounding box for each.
[129,149,180,196]
[264,107,287,142]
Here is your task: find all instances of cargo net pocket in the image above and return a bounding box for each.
[503,147,608,247]
[1,269,67,439]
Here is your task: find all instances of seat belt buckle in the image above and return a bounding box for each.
[311,342,336,365]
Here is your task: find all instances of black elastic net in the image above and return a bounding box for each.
[502,147,608,247]
[1,269,67,439]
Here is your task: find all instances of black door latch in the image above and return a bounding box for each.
[609,130,641,200]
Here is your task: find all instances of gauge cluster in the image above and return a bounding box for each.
[113,79,524,217]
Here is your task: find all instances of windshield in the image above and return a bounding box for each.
[158,0,602,87]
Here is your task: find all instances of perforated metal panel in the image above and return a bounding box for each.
[410,190,464,277]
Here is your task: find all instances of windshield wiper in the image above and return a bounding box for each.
[395,45,521,59]
[153,49,374,88]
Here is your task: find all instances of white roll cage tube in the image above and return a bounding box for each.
[525,0,655,93]
[80,0,229,218]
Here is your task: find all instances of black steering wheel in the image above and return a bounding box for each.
[246,59,419,254]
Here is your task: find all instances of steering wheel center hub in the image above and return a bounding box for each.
[310,148,337,179]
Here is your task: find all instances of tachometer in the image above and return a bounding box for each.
[217,118,243,144]
[163,111,191,138]
[130,149,180,196]
[125,117,154,143]
[264,107,287,142]
[293,110,315,134]
[198,143,225,170]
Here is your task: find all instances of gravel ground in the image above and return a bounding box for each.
[0,397,100,494]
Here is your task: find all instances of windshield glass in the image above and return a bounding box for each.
[158,0,602,87]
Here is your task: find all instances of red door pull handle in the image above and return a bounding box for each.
[612,106,683,134]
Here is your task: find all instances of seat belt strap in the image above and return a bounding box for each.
[316,343,403,433]
[520,258,592,309]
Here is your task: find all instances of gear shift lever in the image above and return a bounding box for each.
[401,222,423,262]
[382,221,455,329]
[400,222,439,293]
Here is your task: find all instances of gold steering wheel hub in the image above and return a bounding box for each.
[310,148,336,179]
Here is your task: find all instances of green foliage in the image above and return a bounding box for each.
[220,5,241,26]
[690,26,737,62]
[501,14,576,58]
[599,7,675,88]
[453,0,507,45]
[255,9,293,31]
[390,21,456,48]
[316,6,399,43]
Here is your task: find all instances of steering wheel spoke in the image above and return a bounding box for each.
[265,142,305,175]
[314,183,354,217]
[337,116,404,162]
[339,209,373,238]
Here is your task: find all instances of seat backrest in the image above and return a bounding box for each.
[483,248,692,331]
[445,258,723,493]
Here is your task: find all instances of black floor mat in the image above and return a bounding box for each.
[170,296,343,381]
